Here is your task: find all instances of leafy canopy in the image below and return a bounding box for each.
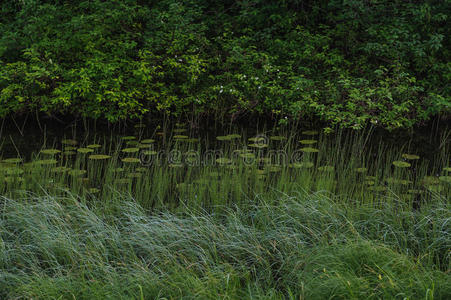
[0,0,449,128]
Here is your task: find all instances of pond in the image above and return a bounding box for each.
[0,117,449,211]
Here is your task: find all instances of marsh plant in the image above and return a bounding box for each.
[1,127,449,211]
[0,125,449,298]
[0,191,449,299]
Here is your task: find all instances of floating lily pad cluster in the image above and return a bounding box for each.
[0,125,448,204]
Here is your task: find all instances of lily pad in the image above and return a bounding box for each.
[121,148,139,153]
[35,159,58,165]
[142,150,158,155]
[401,154,420,160]
[270,136,286,141]
[248,137,266,143]
[227,134,241,139]
[169,163,184,168]
[61,139,78,145]
[64,146,77,151]
[234,149,252,154]
[300,147,319,153]
[77,148,94,154]
[355,167,368,173]
[121,157,141,163]
[302,130,318,136]
[239,153,256,159]
[137,143,151,148]
[392,161,411,168]
[140,139,155,144]
[186,138,199,143]
[40,149,61,155]
[299,140,317,145]
[121,136,136,140]
[88,154,111,160]
[248,143,268,148]
[86,144,101,149]
[173,135,188,139]
[216,135,231,141]
[2,158,23,164]
[439,176,451,184]
[126,141,139,146]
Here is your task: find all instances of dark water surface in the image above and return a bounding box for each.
[0,116,449,211]
[1,117,449,165]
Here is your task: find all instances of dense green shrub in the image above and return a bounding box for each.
[0,0,449,128]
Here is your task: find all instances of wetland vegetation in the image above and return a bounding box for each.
[1,0,450,298]
[0,120,450,299]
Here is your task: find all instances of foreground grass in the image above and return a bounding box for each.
[0,191,449,299]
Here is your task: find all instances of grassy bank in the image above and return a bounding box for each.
[0,191,449,299]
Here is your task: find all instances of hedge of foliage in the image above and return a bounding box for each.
[0,0,449,128]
